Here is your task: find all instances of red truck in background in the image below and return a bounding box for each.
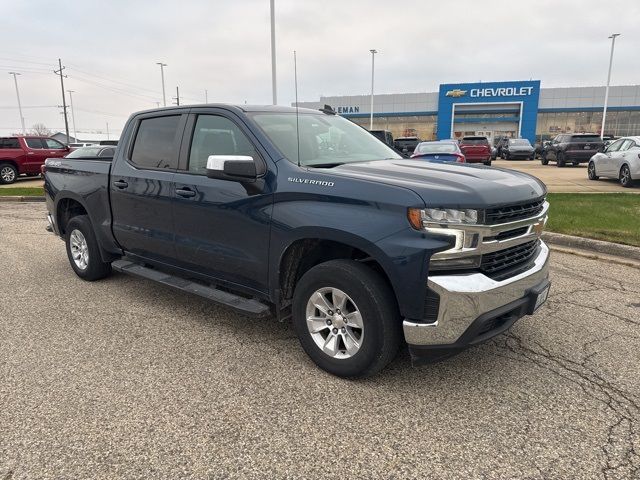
[0,136,69,184]
[459,136,492,166]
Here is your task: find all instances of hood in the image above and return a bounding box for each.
[326,160,546,208]
[507,145,534,151]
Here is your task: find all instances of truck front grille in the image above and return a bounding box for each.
[480,240,540,279]
[485,198,545,224]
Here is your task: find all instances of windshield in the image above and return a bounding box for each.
[509,139,531,146]
[66,147,104,158]
[416,143,457,154]
[460,138,489,145]
[250,113,401,167]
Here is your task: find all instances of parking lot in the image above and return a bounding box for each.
[492,159,636,193]
[1,202,639,479]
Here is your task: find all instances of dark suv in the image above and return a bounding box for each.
[542,133,604,167]
[393,136,421,155]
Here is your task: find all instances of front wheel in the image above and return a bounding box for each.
[292,259,401,378]
[587,161,599,180]
[620,165,634,188]
[541,153,549,165]
[65,215,112,281]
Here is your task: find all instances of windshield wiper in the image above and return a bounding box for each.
[307,162,345,168]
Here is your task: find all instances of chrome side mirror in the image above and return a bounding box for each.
[206,155,257,181]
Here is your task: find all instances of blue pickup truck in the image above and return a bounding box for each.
[44,104,550,377]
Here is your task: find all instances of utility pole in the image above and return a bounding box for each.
[270,0,277,104]
[156,62,167,107]
[8,72,26,134]
[205,89,208,103]
[67,90,77,142]
[173,86,180,106]
[54,59,70,144]
[601,33,621,139]
[369,49,377,130]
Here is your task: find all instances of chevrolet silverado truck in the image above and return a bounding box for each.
[44,104,550,378]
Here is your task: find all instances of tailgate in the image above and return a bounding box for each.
[461,145,490,155]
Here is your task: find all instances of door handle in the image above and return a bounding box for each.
[176,187,196,198]
[113,180,129,189]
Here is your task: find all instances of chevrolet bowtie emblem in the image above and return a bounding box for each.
[445,89,467,98]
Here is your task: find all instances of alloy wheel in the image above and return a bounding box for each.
[305,287,364,359]
[69,229,89,270]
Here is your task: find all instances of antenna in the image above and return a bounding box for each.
[294,50,300,167]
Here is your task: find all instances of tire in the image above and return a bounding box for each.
[556,151,566,168]
[572,161,579,166]
[65,215,112,281]
[587,161,599,180]
[620,164,634,188]
[0,163,18,184]
[541,153,549,165]
[292,259,401,378]
[504,152,511,160]
[483,160,492,166]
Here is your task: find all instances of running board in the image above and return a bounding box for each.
[111,259,271,318]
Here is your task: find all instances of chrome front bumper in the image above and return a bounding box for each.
[403,241,550,346]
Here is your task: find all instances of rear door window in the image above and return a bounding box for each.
[606,139,625,152]
[130,115,182,170]
[25,138,44,149]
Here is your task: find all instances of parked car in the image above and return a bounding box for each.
[493,136,510,158]
[541,133,604,167]
[369,129,394,147]
[501,139,535,160]
[393,136,421,155]
[459,136,492,165]
[411,140,465,163]
[0,136,69,184]
[65,145,116,159]
[587,136,640,188]
[44,104,550,378]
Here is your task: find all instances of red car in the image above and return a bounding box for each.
[0,136,70,184]
[459,136,492,166]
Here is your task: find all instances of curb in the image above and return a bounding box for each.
[542,231,640,262]
[0,196,45,203]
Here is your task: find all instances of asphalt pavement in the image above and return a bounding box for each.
[1,203,639,479]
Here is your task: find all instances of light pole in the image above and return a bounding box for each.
[601,33,620,139]
[270,0,277,105]
[369,49,377,130]
[67,90,77,142]
[156,62,167,107]
[9,72,26,134]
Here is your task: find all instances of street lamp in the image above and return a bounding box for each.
[369,49,377,130]
[270,0,277,105]
[156,62,167,107]
[67,90,77,142]
[8,72,26,134]
[601,33,621,139]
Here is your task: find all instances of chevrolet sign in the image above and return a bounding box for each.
[445,89,467,98]
[470,86,534,98]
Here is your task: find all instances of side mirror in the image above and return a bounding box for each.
[206,155,257,181]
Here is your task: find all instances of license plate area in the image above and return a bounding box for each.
[527,281,550,314]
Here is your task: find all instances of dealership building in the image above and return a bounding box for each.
[296,80,640,144]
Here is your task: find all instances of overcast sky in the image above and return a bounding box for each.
[1,0,638,137]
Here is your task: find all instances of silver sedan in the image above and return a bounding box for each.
[587,136,640,187]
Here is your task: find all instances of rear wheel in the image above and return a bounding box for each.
[0,163,18,184]
[65,215,112,281]
[556,151,566,167]
[620,165,634,188]
[484,160,492,166]
[292,259,401,378]
[587,161,599,180]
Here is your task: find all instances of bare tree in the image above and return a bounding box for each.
[30,123,51,136]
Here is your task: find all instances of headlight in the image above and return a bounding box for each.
[408,207,479,229]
